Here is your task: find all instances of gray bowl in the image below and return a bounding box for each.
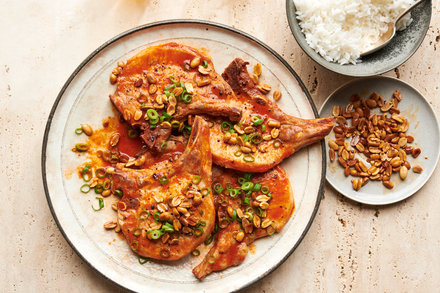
[286,0,432,77]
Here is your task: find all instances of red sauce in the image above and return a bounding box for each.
[116,119,144,157]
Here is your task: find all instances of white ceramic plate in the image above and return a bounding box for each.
[319,76,439,205]
[42,20,326,292]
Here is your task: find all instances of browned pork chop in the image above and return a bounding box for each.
[207,58,334,172]
[192,165,294,279]
[110,42,241,152]
[112,116,215,260]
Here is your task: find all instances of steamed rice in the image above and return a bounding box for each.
[294,0,416,65]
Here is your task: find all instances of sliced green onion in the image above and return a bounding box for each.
[131,241,139,251]
[160,141,167,149]
[148,229,163,240]
[133,228,142,237]
[153,211,161,222]
[202,60,208,68]
[147,109,159,120]
[81,164,91,174]
[231,210,237,221]
[115,189,123,197]
[257,207,264,217]
[234,150,242,157]
[261,124,266,132]
[243,154,255,163]
[241,182,254,191]
[165,84,176,90]
[150,124,157,130]
[244,173,253,180]
[169,75,178,83]
[183,125,192,134]
[204,234,214,245]
[261,186,270,194]
[225,183,233,190]
[220,197,229,207]
[161,222,174,233]
[245,212,253,221]
[139,210,150,220]
[80,184,90,193]
[242,134,249,143]
[192,175,201,184]
[201,187,211,196]
[171,120,180,128]
[213,183,223,194]
[138,256,148,264]
[196,220,206,227]
[246,207,254,214]
[96,167,106,178]
[82,172,92,182]
[221,121,233,133]
[250,134,263,144]
[128,128,139,139]
[251,116,264,126]
[243,196,250,205]
[206,254,216,264]
[229,189,239,198]
[75,143,89,152]
[94,184,104,194]
[103,179,111,190]
[160,249,170,258]
[149,117,159,125]
[164,90,171,97]
[253,183,262,192]
[182,94,192,103]
[191,249,201,256]
[75,128,83,135]
[91,197,104,211]
[268,192,273,198]
[273,139,282,148]
[194,227,204,236]
[267,224,276,236]
[238,177,246,185]
[159,176,169,184]
[200,210,204,215]
[219,218,230,228]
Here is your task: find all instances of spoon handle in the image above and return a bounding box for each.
[395,0,427,24]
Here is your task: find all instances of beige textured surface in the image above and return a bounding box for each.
[1,0,439,292]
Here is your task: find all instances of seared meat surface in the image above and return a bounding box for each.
[208,58,334,172]
[110,42,241,152]
[112,116,215,260]
[192,165,294,279]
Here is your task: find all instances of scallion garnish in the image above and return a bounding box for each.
[267,224,276,236]
[153,211,161,222]
[138,256,148,264]
[250,133,263,144]
[171,120,180,128]
[206,254,216,264]
[94,184,104,194]
[231,210,237,221]
[133,228,142,237]
[241,182,254,191]
[261,124,266,132]
[139,210,150,220]
[234,150,242,157]
[162,222,174,233]
[229,189,239,198]
[221,121,233,133]
[238,177,246,185]
[243,196,250,205]
[103,179,111,190]
[257,207,264,217]
[253,183,261,192]
[245,212,253,221]
[201,187,211,196]
[261,186,270,194]
[169,75,178,84]
[165,84,176,90]
[80,184,90,193]
[219,218,230,228]
[75,143,89,152]
[148,229,163,240]
[204,234,214,245]
[96,167,106,178]
[131,241,139,251]
[75,128,83,135]
[114,189,123,197]
[159,176,169,184]
[160,141,167,149]
[273,139,282,148]
[213,183,223,194]
[243,154,255,163]
[82,164,91,174]
[192,175,201,184]
[194,227,204,236]
[202,60,208,68]
[182,94,192,103]
[244,173,253,180]
[147,109,159,120]
[91,197,104,211]
[191,249,201,256]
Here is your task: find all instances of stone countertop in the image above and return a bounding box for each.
[1,0,439,292]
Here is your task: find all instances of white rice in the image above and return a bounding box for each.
[294,0,416,65]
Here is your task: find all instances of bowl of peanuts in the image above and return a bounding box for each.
[319,76,439,205]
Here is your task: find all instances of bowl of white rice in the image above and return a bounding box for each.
[286,0,431,76]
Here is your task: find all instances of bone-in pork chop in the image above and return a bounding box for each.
[112,116,215,260]
[192,165,294,279]
[207,58,334,172]
[109,42,241,152]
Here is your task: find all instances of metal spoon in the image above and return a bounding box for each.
[360,0,426,57]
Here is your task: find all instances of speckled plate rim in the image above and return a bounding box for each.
[319,76,440,205]
[41,20,327,292]
[285,0,432,77]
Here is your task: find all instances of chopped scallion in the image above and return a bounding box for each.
[91,197,104,211]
